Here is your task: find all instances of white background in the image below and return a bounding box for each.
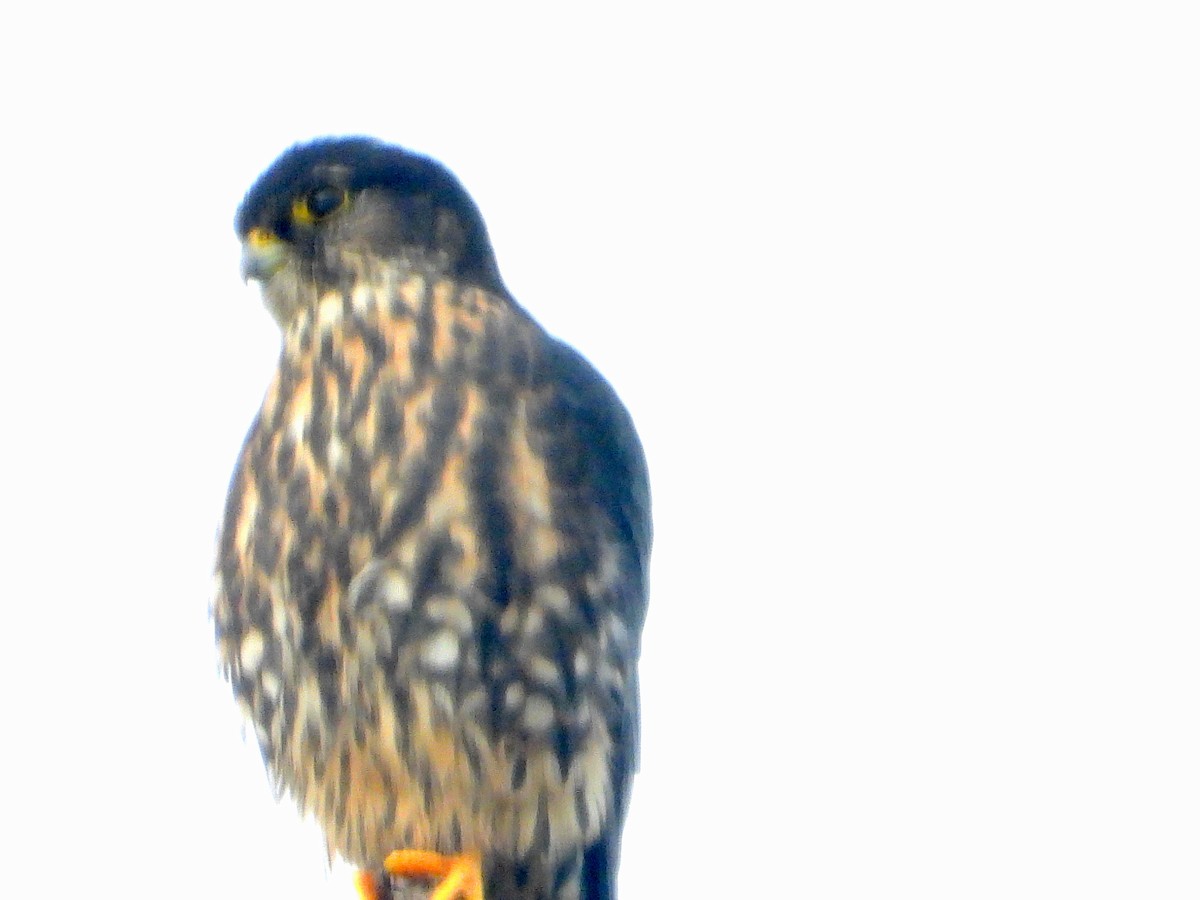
[4,2,1197,897]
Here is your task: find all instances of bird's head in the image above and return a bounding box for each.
[236,137,506,325]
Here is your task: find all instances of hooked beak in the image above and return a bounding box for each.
[240,227,288,282]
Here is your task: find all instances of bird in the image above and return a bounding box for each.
[213,137,652,900]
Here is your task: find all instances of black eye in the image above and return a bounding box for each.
[293,185,347,223]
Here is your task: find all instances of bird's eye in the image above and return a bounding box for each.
[293,185,348,224]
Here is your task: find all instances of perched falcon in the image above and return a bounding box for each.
[214,138,651,900]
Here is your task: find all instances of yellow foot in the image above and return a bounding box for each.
[382,849,484,900]
[355,869,385,900]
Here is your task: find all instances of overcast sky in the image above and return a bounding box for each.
[5,3,1198,898]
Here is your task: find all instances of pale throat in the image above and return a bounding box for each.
[262,246,457,331]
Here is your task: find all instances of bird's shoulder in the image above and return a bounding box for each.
[530,337,652,567]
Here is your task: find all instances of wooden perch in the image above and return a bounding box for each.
[382,875,441,900]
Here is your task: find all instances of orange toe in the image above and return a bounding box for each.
[355,868,385,900]
[383,849,483,900]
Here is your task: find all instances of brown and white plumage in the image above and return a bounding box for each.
[214,138,650,899]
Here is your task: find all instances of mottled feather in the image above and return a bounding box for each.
[215,138,650,900]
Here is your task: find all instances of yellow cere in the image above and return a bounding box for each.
[247,226,280,248]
